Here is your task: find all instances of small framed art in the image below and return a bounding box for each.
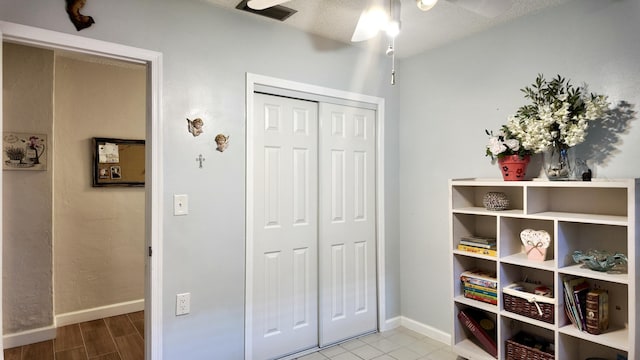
[3,132,47,171]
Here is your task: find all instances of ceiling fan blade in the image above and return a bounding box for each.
[448,0,512,17]
[246,0,290,11]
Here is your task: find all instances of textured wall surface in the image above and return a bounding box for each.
[2,43,54,333]
[53,54,146,315]
[2,45,146,334]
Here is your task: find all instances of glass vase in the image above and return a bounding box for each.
[543,143,574,180]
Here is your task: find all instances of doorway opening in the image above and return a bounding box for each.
[0,22,163,360]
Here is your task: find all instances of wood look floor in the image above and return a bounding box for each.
[4,311,144,360]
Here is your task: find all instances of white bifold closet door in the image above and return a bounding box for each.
[318,102,377,347]
[251,93,376,359]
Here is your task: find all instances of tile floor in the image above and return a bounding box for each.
[295,327,463,360]
[4,320,461,360]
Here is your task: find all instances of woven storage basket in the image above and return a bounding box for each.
[506,333,554,360]
[503,283,555,324]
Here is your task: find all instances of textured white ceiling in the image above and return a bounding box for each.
[203,0,574,58]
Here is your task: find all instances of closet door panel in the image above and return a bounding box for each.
[319,103,377,346]
[251,93,319,359]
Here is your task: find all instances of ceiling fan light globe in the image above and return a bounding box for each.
[416,0,438,11]
[386,21,400,38]
[368,7,389,30]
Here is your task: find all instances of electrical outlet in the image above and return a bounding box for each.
[176,293,191,316]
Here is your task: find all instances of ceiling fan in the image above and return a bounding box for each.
[246,0,513,41]
[350,0,513,42]
[246,0,512,85]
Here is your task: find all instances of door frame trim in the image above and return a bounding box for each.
[244,73,386,359]
[0,21,164,360]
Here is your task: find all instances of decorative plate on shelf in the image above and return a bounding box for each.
[572,250,627,273]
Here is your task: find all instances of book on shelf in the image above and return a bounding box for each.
[586,289,609,335]
[465,282,498,294]
[573,280,590,330]
[563,288,578,330]
[460,239,497,249]
[460,269,497,289]
[457,308,498,358]
[463,285,497,298]
[457,244,497,257]
[463,290,497,305]
[460,235,496,245]
[563,277,587,331]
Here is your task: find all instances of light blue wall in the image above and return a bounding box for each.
[398,0,640,335]
[0,0,400,358]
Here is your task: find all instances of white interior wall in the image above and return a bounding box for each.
[398,0,640,335]
[0,1,400,358]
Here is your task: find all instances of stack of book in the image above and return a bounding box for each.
[563,277,609,334]
[460,269,498,305]
[457,235,497,257]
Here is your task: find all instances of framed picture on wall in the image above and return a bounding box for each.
[92,137,145,187]
[2,132,48,171]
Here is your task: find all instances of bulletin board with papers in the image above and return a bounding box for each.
[92,137,145,187]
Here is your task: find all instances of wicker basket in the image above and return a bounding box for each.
[503,283,555,324]
[506,333,554,360]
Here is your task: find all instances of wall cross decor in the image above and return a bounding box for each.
[196,154,205,168]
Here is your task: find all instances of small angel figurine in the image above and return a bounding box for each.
[187,118,204,137]
[215,134,229,152]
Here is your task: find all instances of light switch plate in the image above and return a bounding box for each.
[174,194,188,216]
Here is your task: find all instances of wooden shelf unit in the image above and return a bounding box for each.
[449,178,638,360]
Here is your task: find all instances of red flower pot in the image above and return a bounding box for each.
[498,155,530,181]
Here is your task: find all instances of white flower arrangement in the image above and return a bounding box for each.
[504,74,609,153]
[485,126,531,160]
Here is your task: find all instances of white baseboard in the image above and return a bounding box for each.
[3,324,57,349]
[3,299,145,348]
[55,299,145,327]
[382,316,402,331]
[396,316,451,345]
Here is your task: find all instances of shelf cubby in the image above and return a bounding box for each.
[453,303,498,360]
[526,186,628,217]
[499,217,554,263]
[452,214,497,247]
[557,221,627,268]
[500,318,554,357]
[557,332,629,359]
[452,185,524,212]
[558,278,628,334]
